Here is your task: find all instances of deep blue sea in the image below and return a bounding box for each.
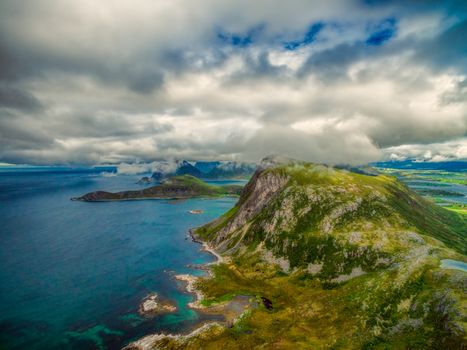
[0,168,240,350]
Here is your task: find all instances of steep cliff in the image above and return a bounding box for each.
[182,160,466,349]
[196,161,466,259]
[128,160,466,349]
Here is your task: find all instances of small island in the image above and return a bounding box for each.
[72,175,243,202]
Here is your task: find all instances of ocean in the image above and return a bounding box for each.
[0,168,239,349]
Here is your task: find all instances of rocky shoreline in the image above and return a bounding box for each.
[123,228,242,350]
[138,293,177,317]
[191,229,225,263]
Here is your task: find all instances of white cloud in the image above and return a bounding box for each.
[0,1,466,165]
[383,139,467,162]
[116,162,153,175]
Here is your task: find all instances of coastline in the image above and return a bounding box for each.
[124,322,224,350]
[71,194,240,202]
[123,228,228,350]
[174,229,225,309]
[188,228,225,265]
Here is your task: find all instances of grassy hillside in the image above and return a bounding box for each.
[197,163,466,255]
[74,175,243,201]
[139,162,467,349]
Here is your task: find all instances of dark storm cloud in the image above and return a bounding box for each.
[298,42,367,79]
[0,85,43,112]
[47,113,174,138]
[442,79,467,104]
[414,19,467,72]
[0,0,465,164]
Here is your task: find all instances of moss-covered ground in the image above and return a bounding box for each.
[145,163,466,349]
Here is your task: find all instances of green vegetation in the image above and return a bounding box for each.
[376,168,467,186]
[148,162,466,349]
[374,167,466,219]
[187,258,465,349]
[75,175,243,201]
[444,204,467,215]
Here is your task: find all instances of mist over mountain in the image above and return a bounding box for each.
[141,160,257,182]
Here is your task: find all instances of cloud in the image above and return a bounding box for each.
[116,162,152,175]
[243,124,381,165]
[115,160,183,176]
[0,85,43,112]
[0,1,466,165]
[383,139,467,162]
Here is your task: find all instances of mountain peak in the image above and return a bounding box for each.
[197,161,465,258]
[185,160,466,348]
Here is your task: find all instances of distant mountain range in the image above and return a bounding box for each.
[372,160,467,172]
[138,160,257,183]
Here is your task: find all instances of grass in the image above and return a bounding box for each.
[166,162,467,349]
[444,204,467,215]
[78,175,244,201]
[186,255,466,349]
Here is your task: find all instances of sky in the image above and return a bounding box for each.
[0,0,466,165]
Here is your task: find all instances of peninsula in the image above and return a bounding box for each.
[128,158,466,349]
[72,175,243,202]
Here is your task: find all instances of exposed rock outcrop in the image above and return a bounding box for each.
[138,293,177,317]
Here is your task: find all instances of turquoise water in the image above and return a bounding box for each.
[0,169,238,349]
[440,259,467,272]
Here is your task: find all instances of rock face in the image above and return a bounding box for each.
[72,175,243,202]
[125,159,466,349]
[201,169,290,253]
[174,161,204,178]
[196,161,466,268]
[187,159,466,348]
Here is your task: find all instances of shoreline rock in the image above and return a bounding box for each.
[174,274,205,309]
[124,229,249,349]
[188,228,225,265]
[138,293,177,317]
[123,322,224,350]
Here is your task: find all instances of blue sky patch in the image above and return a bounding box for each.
[217,25,264,48]
[284,22,324,50]
[365,17,397,46]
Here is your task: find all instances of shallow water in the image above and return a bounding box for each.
[440,259,467,272]
[402,179,467,204]
[0,168,237,349]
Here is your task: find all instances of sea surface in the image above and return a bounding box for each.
[0,168,239,350]
[441,259,467,272]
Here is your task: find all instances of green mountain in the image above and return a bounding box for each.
[73,175,242,201]
[162,160,466,349]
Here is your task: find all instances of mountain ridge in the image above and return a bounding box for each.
[133,160,466,349]
[141,161,256,183]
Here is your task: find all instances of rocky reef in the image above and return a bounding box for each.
[138,293,177,317]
